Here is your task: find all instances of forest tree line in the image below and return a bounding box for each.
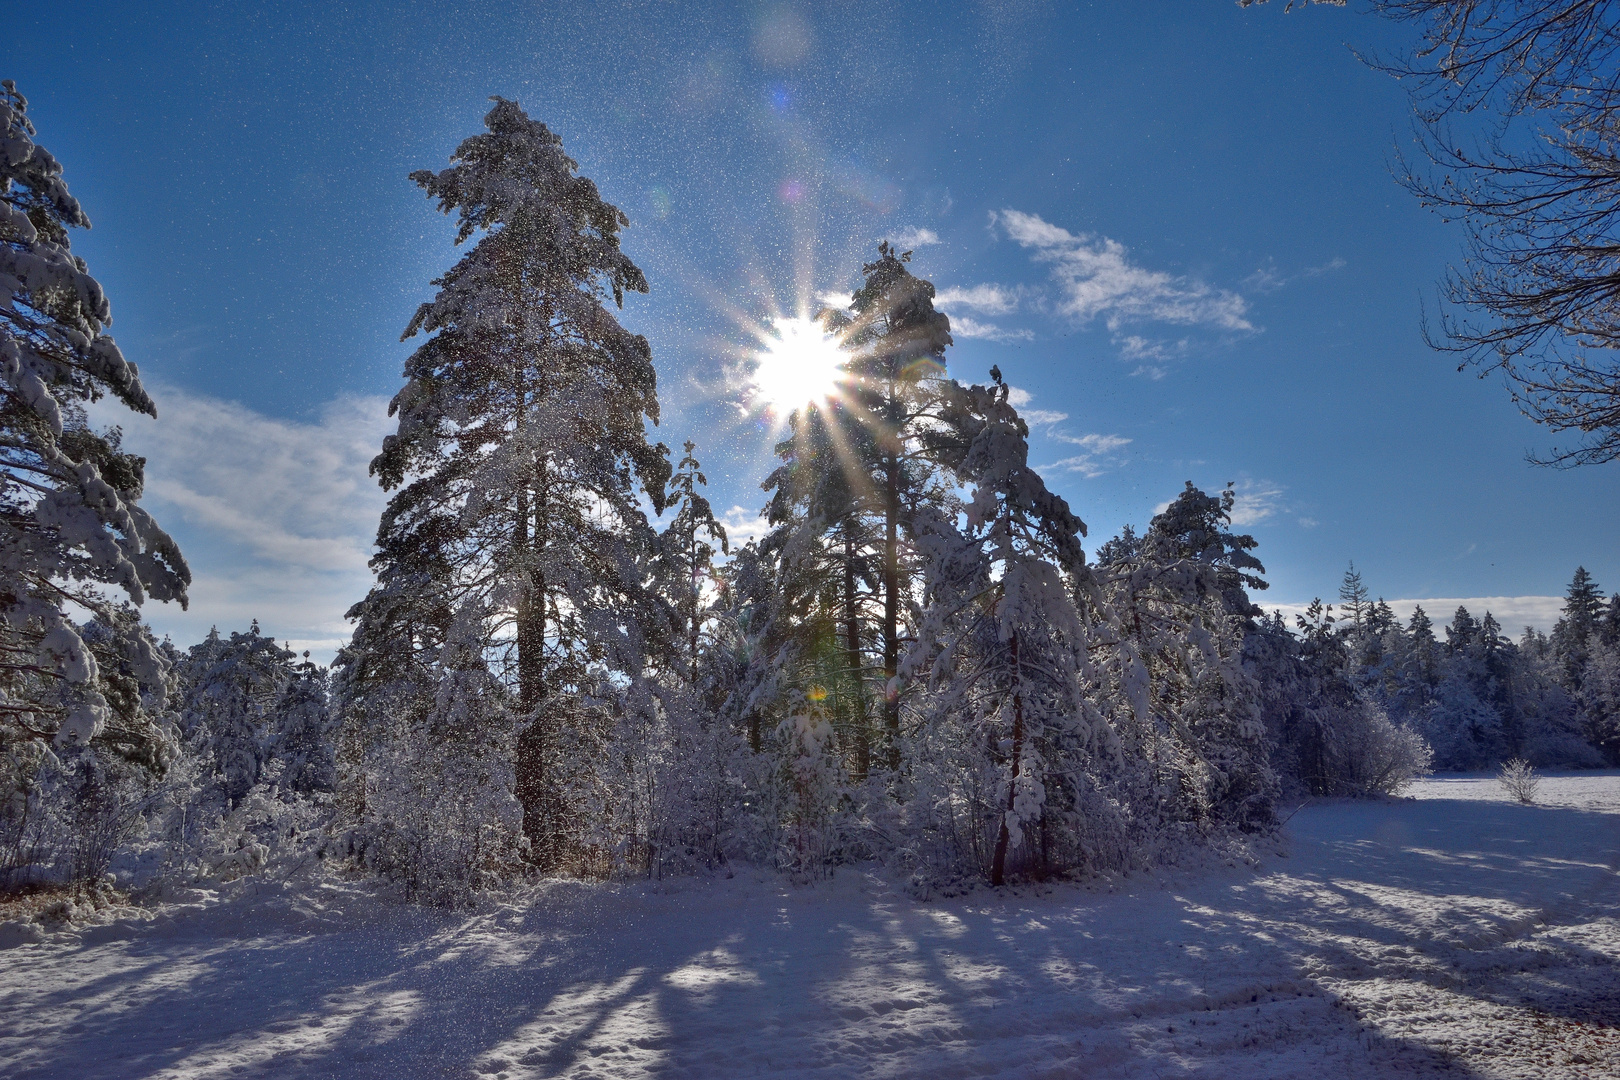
[2,90,1612,906]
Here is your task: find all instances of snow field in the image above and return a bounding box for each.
[1,773,1616,1079]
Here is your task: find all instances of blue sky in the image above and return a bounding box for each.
[7,1,1615,657]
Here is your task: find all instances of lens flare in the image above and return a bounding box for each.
[748,316,844,415]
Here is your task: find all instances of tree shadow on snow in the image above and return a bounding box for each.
[8,795,1615,1080]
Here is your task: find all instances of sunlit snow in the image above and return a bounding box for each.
[5,774,1617,1078]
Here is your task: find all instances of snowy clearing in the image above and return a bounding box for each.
[3,773,1618,1080]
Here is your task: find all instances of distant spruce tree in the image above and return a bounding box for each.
[1553,567,1606,692]
[1338,562,1370,631]
[657,441,728,689]
[1563,567,1605,634]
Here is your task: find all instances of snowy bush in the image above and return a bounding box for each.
[0,745,166,889]
[356,726,527,905]
[775,698,844,879]
[340,613,528,905]
[585,683,745,879]
[1498,758,1540,804]
[1311,699,1432,797]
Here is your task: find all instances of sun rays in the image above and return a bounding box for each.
[746,315,847,417]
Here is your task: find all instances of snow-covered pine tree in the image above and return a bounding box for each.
[582,443,740,879]
[176,622,297,807]
[761,402,882,775]
[829,243,952,770]
[1446,606,1480,654]
[1338,562,1370,631]
[271,652,335,796]
[1096,483,1275,831]
[1580,634,1620,763]
[909,368,1105,884]
[0,83,189,884]
[1245,596,1430,796]
[1404,605,1439,710]
[357,98,671,864]
[1552,566,1605,689]
[657,441,728,689]
[0,81,189,759]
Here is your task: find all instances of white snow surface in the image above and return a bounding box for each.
[3,773,1618,1079]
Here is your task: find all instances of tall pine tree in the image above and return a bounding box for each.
[762,402,881,775]
[827,242,951,769]
[355,98,671,861]
[0,81,188,776]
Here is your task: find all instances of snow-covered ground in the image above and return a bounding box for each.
[3,774,1617,1079]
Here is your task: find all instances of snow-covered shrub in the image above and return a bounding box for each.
[1315,699,1432,796]
[55,752,158,884]
[0,744,163,889]
[0,742,55,888]
[775,697,844,879]
[190,763,333,882]
[361,725,525,904]
[341,612,527,905]
[1498,758,1540,804]
[586,683,743,878]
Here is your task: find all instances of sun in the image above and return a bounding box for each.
[748,316,846,415]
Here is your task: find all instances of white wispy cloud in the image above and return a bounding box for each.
[1005,387,1068,426]
[1042,433,1133,478]
[1245,256,1347,294]
[720,504,773,549]
[1118,335,1189,365]
[934,283,1032,340]
[1022,409,1070,425]
[935,283,1021,316]
[993,209,1252,333]
[886,226,940,249]
[88,387,393,660]
[1227,479,1286,527]
[949,314,1034,341]
[1117,334,1191,379]
[1057,433,1131,452]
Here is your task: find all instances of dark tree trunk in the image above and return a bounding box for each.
[991,632,1024,887]
[845,527,869,779]
[514,439,553,861]
[883,447,900,771]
